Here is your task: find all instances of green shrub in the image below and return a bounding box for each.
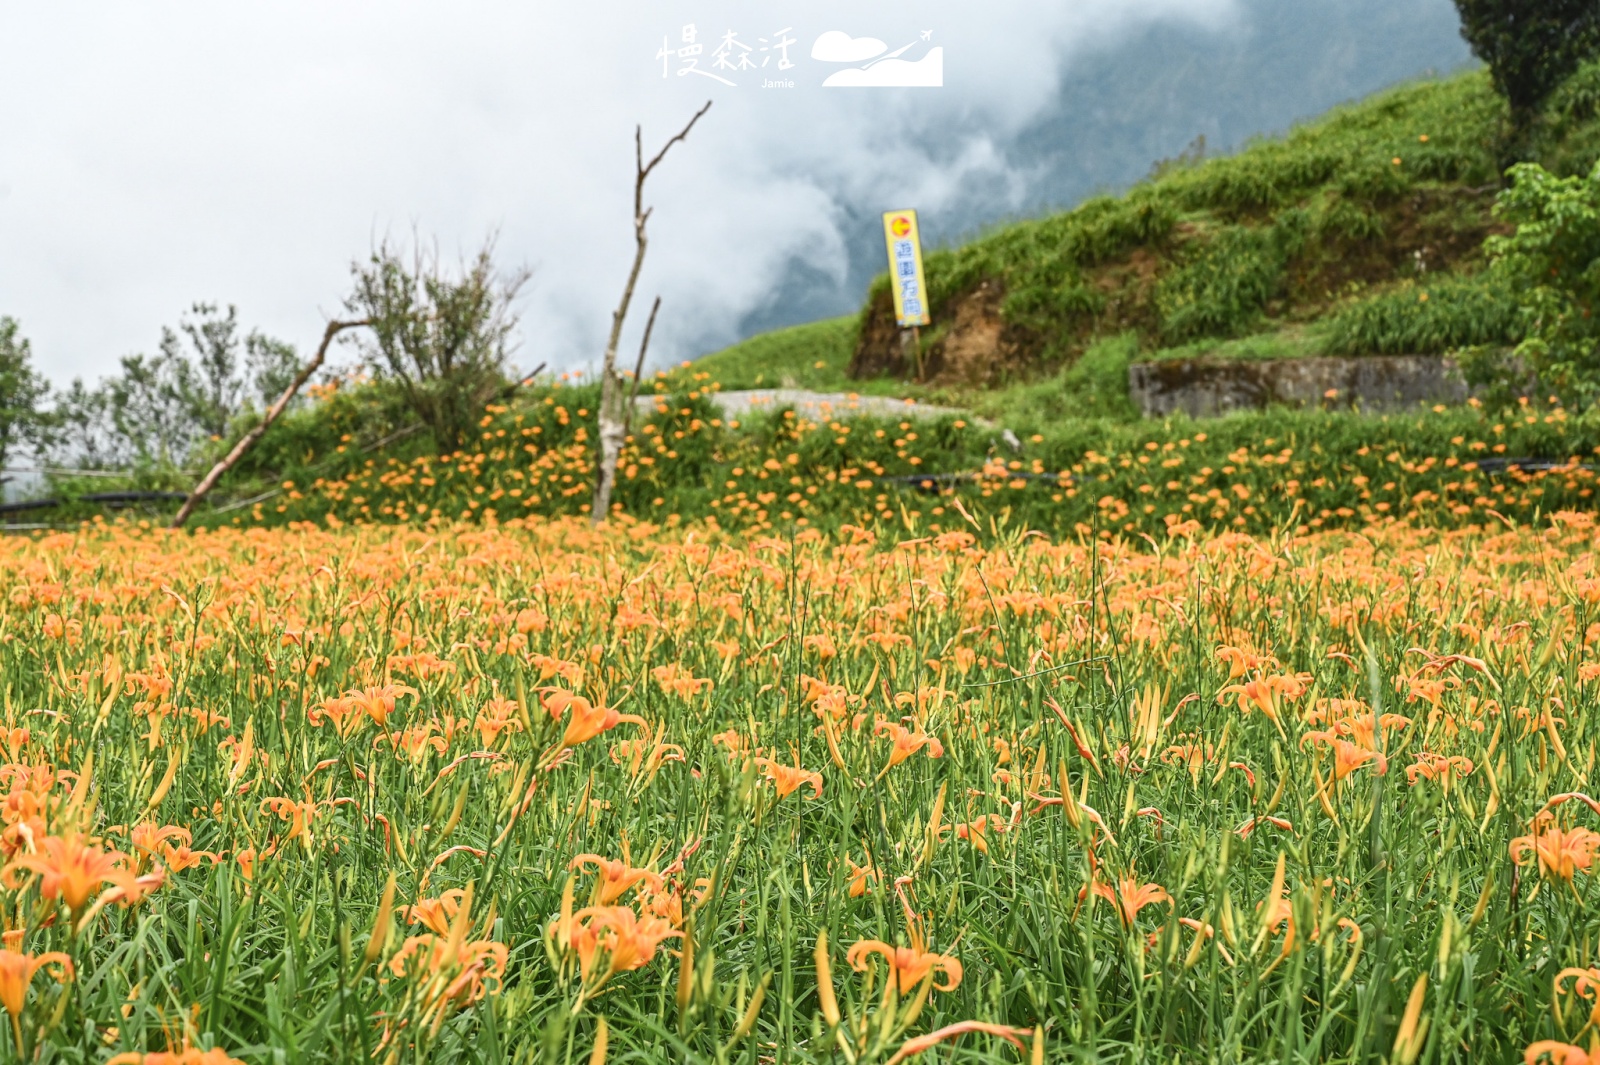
[1323,275,1522,355]
[1156,223,1300,342]
[1487,159,1600,404]
[1315,198,1387,241]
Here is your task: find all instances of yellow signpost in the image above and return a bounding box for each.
[882,209,930,327]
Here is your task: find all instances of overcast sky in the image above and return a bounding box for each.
[0,2,1470,386]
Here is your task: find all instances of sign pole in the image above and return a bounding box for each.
[882,209,931,380]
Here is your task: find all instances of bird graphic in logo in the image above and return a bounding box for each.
[811,30,943,87]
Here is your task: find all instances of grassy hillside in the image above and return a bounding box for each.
[690,64,1600,408]
[682,316,860,392]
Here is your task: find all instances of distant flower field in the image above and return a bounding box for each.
[3,514,1600,1062]
[219,382,1600,546]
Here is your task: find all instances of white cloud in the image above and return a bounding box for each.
[823,48,944,88]
[0,0,1243,387]
[811,31,888,63]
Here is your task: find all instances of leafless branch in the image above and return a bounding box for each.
[624,296,662,435]
[170,318,367,528]
[591,102,711,524]
[635,100,713,221]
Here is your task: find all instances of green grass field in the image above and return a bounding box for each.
[1,509,1598,1063]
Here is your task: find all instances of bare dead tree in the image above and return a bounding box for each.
[624,295,661,436]
[170,318,367,528]
[591,101,711,524]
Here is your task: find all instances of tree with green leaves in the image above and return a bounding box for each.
[53,304,297,470]
[1454,0,1600,133]
[1486,159,1600,405]
[0,317,49,478]
[342,235,530,454]
[159,303,300,441]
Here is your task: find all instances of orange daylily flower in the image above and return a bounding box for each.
[0,730,28,763]
[953,805,1017,857]
[1160,740,1216,785]
[403,889,471,936]
[846,926,963,994]
[555,695,647,749]
[128,823,190,871]
[1526,1042,1595,1065]
[1405,752,1474,789]
[539,687,577,719]
[846,938,962,995]
[610,733,686,781]
[651,663,713,700]
[159,845,218,873]
[571,854,664,905]
[474,696,523,748]
[3,833,125,913]
[260,796,321,850]
[96,864,167,909]
[1511,822,1600,882]
[1090,875,1172,927]
[558,905,683,986]
[388,934,509,1013]
[347,684,420,728]
[308,695,369,739]
[639,881,699,927]
[1215,645,1270,680]
[375,722,449,763]
[0,946,72,1052]
[874,719,945,772]
[886,1021,1032,1065]
[847,857,878,898]
[755,757,823,799]
[1336,713,1413,750]
[1301,731,1388,782]
[1555,966,1600,1027]
[106,1046,246,1065]
[711,728,753,761]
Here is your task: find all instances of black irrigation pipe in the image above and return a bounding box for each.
[0,491,190,523]
[0,499,62,516]
[875,471,1069,494]
[875,458,1600,495]
[1,455,1594,528]
[79,491,190,505]
[1469,457,1600,474]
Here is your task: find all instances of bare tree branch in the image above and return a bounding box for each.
[635,100,712,221]
[624,296,662,436]
[592,101,711,524]
[170,318,367,528]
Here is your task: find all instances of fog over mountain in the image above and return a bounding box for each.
[0,0,1473,383]
[730,0,1476,349]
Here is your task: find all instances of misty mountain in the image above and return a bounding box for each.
[724,0,1474,350]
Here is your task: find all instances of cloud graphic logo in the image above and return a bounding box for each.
[810,31,888,63]
[822,47,943,88]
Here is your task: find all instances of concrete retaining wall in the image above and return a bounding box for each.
[1127,355,1471,419]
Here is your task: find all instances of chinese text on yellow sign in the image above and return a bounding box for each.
[882,210,930,327]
